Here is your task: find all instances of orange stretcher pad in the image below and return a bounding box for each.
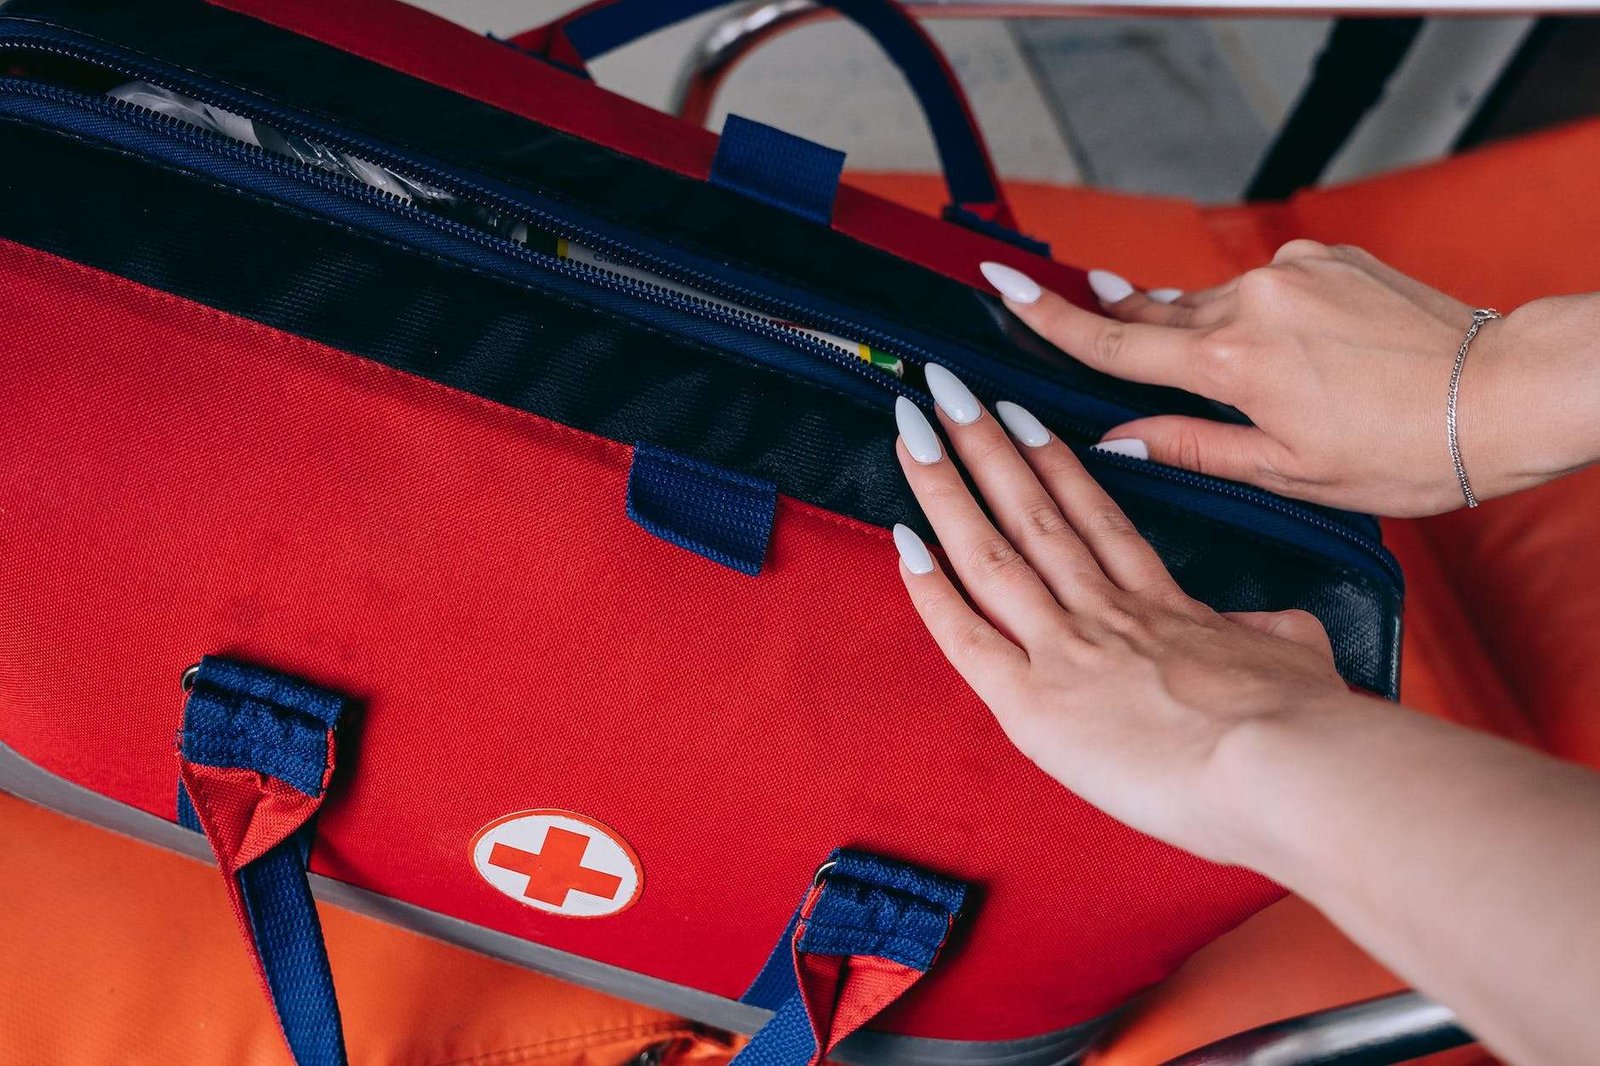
[7,117,1600,1066]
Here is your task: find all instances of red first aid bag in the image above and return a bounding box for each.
[0,1,1403,1063]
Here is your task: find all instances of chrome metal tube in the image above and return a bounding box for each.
[1159,991,1471,1065]
[669,0,1600,124]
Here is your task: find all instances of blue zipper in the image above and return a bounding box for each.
[0,77,921,407]
[0,30,1402,589]
[0,27,1245,432]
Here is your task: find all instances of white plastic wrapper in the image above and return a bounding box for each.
[109,81,452,205]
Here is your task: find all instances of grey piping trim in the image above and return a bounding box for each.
[0,742,1106,1065]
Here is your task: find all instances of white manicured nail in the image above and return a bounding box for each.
[1092,438,1149,460]
[995,401,1050,448]
[925,363,981,426]
[1148,288,1183,304]
[895,397,942,464]
[979,261,1042,305]
[1087,269,1135,304]
[893,523,935,575]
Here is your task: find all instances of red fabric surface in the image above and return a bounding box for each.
[788,882,938,1058]
[798,951,925,1059]
[181,763,329,875]
[201,0,1089,306]
[0,237,1278,1041]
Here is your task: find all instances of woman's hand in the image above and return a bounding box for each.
[891,369,1353,864]
[892,367,1600,1066]
[980,242,1600,516]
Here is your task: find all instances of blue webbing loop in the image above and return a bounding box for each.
[711,115,847,225]
[178,656,348,1066]
[735,849,967,1064]
[181,656,342,796]
[627,442,778,576]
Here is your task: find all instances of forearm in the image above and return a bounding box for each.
[1219,696,1600,1065]
[1476,294,1600,499]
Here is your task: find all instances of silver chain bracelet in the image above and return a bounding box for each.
[1446,308,1501,509]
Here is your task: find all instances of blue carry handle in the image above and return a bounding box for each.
[509,0,1041,247]
[735,849,967,1064]
[177,656,349,1066]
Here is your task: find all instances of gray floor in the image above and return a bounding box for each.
[411,2,1534,202]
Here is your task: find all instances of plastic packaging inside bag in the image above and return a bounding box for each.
[105,81,905,376]
[108,81,529,240]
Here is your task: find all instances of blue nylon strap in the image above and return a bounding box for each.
[558,0,1002,216]
[731,995,820,1066]
[742,902,807,1012]
[711,115,846,225]
[735,849,967,1064]
[627,443,777,576]
[178,656,349,1066]
[795,851,963,969]
[942,203,1052,257]
[236,830,343,1066]
[176,777,201,831]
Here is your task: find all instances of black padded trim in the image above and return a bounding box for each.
[0,117,1399,694]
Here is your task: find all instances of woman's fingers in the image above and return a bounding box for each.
[1086,267,1243,327]
[1225,608,1336,662]
[1173,278,1238,309]
[991,401,1178,594]
[1100,285,1237,329]
[893,524,1028,696]
[1087,269,1196,327]
[1100,288,1198,328]
[979,262,1213,397]
[923,366,1119,609]
[895,398,1065,645]
[1097,414,1291,489]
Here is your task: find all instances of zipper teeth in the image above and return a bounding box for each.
[4,76,928,407]
[0,39,1216,427]
[1088,449,1402,585]
[0,37,921,399]
[0,37,1399,583]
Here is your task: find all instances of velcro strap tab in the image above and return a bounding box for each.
[710,114,846,225]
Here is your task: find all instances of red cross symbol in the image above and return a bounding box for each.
[488,826,623,908]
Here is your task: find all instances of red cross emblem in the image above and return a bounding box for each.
[471,810,642,917]
[488,828,622,907]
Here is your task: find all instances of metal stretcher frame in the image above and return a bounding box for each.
[668,0,1600,195]
[663,2,1600,1062]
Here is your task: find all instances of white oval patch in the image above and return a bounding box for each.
[470,810,642,918]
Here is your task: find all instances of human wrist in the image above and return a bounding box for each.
[1466,296,1600,501]
[1202,690,1383,883]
